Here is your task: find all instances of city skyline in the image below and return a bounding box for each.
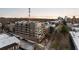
[0,8,79,18]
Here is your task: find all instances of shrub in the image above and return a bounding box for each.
[60,25,69,34]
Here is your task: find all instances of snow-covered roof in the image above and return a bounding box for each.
[72,27,79,31]
[50,20,60,23]
[0,34,20,48]
[73,23,79,27]
[69,31,79,50]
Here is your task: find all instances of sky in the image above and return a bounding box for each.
[0,8,79,18]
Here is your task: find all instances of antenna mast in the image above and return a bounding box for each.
[28,8,31,22]
[29,8,30,18]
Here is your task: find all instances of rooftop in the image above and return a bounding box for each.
[0,33,20,48]
[69,26,79,50]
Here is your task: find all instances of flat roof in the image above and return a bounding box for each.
[0,34,20,48]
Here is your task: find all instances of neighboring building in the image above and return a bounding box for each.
[0,23,2,33]
[64,16,68,22]
[67,23,73,29]
[0,34,20,50]
[8,23,15,32]
[35,22,46,42]
[69,23,79,50]
[15,21,45,42]
[4,23,15,33]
